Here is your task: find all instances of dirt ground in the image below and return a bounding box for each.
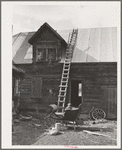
[12,113,117,146]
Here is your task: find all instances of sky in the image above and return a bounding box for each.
[12,1,120,35]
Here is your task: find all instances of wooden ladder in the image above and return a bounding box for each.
[56,29,78,115]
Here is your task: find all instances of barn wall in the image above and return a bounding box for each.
[70,63,117,119]
[16,62,117,119]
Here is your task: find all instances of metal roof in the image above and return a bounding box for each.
[13,27,117,64]
[12,62,25,74]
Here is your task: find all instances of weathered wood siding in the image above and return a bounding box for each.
[32,26,66,64]
[16,62,117,119]
[70,63,117,119]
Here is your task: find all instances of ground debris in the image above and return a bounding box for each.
[82,130,117,141]
[83,119,108,126]
[20,115,32,120]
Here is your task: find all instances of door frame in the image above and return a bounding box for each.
[69,78,84,106]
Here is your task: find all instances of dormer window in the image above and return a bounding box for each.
[37,49,46,61]
[36,48,57,62]
[48,49,57,61]
[28,22,67,64]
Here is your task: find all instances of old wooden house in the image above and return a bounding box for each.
[12,22,117,119]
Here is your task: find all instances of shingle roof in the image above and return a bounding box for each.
[13,27,117,64]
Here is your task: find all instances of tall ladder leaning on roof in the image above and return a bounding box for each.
[56,29,78,115]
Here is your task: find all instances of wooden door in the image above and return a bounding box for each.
[107,87,117,119]
[101,86,117,119]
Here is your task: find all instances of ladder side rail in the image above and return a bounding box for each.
[56,29,78,114]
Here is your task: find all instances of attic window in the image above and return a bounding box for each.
[48,49,57,61]
[36,48,57,62]
[37,49,46,61]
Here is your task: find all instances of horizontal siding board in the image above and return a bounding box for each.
[31,76,42,98]
[17,62,117,119]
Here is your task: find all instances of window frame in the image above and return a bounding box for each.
[36,48,58,62]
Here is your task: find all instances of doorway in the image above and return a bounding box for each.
[71,80,82,107]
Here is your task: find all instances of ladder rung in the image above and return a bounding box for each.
[61,80,68,82]
[58,101,65,103]
[58,98,65,101]
[65,57,72,59]
[59,90,66,92]
[62,73,69,75]
[63,69,70,71]
[64,65,70,67]
[65,58,71,60]
[64,65,70,68]
[60,84,68,86]
[63,67,70,72]
[63,71,69,73]
[59,92,66,95]
[63,69,69,71]
[65,59,71,62]
[59,87,67,89]
[65,61,70,63]
[59,85,68,87]
[64,62,70,64]
[58,95,66,97]
[58,97,65,100]
[62,77,69,79]
[62,74,69,77]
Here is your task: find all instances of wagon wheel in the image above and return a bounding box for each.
[92,109,106,120]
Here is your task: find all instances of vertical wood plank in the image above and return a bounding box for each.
[107,87,117,119]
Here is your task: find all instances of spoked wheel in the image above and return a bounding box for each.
[44,116,56,129]
[92,109,106,120]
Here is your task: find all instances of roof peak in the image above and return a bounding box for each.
[28,22,67,45]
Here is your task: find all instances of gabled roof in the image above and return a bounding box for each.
[12,27,117,64]
[28,22,67,46]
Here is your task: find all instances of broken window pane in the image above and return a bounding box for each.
[48,49,56,61]
[37,49,46,61]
